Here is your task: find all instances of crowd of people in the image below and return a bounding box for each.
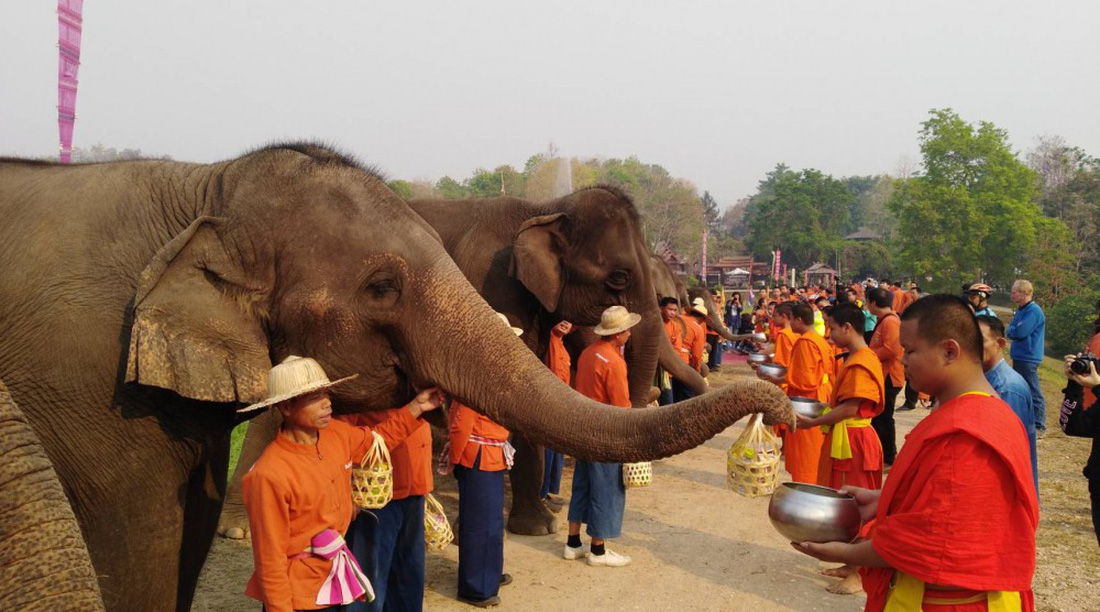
[235,274,1098,612]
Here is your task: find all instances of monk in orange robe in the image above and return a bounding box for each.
[793,295,1039,612]
[771,303,799,369]
[778,303,833,483]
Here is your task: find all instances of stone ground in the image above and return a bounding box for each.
[194,356,1098,611]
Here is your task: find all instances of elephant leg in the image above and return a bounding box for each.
[0,382,104,611]
[218,408,280,539]
[506,433,556,536]
[177,433,230,611]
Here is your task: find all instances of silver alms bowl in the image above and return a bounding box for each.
[757,363,788,380]
[790,396,827,418]
[768,483,862,543]
[747,352,770,363]
[752,332,768,343]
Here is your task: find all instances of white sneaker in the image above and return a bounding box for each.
[587,549,632,567]
[563,544,589,560]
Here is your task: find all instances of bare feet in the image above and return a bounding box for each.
[820,564,855,578]
[826,573,864,595]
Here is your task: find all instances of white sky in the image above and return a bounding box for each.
[2,1,1098,206]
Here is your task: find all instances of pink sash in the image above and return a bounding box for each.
[303,529,374,606]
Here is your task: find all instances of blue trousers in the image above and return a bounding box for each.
[345,496,426,612]
[1012,360,1047,432]
[567,460,625,539]
[541,448,563,498]
[454,454,505,601]
[672,378,695,403]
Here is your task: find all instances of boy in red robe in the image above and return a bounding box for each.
[793,295,1039,612]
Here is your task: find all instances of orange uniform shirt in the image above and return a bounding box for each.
[665,317,689,365]
[784,330,834,483]
[684,314,707,370]
[339,409,433,500]
[817,347,885,489]
[575,339,631,408]
[448,401,510,471]
[547,332,572,386]
[869,313,904,387]
[243,412,421,612]
[861,394,1038,611]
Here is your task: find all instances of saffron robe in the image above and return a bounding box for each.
[783,330,834,483]
[773,327,798,368]
[817,347,885,489]
[860,394,1039,612]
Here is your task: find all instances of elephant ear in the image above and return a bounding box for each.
[511,213,568,312]
[125,216,271,404]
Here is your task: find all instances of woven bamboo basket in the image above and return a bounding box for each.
[622,461,653,488]
[424,493,454,551]
[726,414,782,497]
[352,432,393,509]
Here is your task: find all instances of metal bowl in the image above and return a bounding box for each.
[752,332,768,343]
[768,483,862,543]
[790,396,827,418]
[747,352,770,363]
[757,363,788,380]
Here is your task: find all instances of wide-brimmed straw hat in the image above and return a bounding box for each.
[497,312,523,336]
[593,305,642,336]
[690,297,709,317]
[238,355,358,412]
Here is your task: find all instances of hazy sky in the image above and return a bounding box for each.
[2,1,1098,206]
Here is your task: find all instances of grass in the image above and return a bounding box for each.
[227,421,249,479]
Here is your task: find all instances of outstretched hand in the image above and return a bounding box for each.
[406,387,445,418]
[791,540,853,564]
[840,485,880,522]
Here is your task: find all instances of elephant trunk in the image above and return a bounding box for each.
[622,303,662,407]
[656,331,708,395]
[707,309,738,342]
[0,383,104,611]
[406,264,793,462]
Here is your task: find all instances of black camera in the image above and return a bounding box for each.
[1070,352,1100,375]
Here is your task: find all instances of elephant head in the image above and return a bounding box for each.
[647,254,708,394]
[127,145,790,459]
[0,381,103,611]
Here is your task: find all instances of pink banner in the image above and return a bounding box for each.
[58,0,84,163]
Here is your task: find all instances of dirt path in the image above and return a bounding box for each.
[194,360,1098,611]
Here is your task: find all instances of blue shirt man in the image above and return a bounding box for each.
[1006,281,1047,435]
[978,315,1039,497]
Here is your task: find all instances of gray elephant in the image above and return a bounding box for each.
[0,146,792,611]
[219,187,708,538]
[0,381,103,611]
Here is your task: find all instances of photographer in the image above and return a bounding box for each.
[1061,353,1100,545]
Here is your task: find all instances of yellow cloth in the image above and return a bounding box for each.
[884,572,1022,612]
[819,408,872,460]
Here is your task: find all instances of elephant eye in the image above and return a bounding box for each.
[606,270,631,290]
[366,278,401,300]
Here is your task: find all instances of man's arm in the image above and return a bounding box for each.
[800,398,859,428]
[1006,306,1039,340]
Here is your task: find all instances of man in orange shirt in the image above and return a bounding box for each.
[794,295,1038,611]
[659,297,685,405]
[684,298,709,373]
[446,313,524,607]
[867,287,903,465]
[770,303,833,483]
[541,320,574,511]
[242,356,442,612]
[565,306,639,568]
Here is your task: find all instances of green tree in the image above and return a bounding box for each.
[701,191,721,234]
[435,176,469,199]
[387,179,414,200]
[888,109,1051,292]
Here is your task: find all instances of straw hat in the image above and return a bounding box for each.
[593,305,642,336]
[497,312,523,336]
[690,297,709,317]
[238,355,358,412]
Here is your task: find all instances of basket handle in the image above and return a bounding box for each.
[360,431,391,469]
[425,493,444,515]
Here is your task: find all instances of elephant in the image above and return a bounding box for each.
[0,145,793,611]
[219,186,707,538]
[0,381,103,611]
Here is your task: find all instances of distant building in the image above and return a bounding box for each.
[707,255,770,288]
[655,241,688,275]
[805,262,839,288]
[843,227,883,242]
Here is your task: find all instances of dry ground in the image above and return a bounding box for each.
[194,357,1098,611]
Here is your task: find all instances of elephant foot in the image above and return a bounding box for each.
[217,502,250,540]
[507,504,558,536]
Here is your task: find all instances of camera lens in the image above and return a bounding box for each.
[1071,359,1090,375]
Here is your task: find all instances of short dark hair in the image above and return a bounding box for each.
[910,285,921,293]
[976,314,1005,339]
[901,294,983,361]
[775,302,794,317]
[829,303,865,331]
[659,297,679,308]
[791,303,814,325]
[867,287,894,308]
